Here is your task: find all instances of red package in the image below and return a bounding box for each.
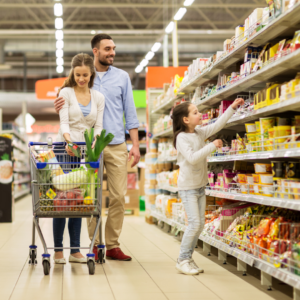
[127,173,137,189]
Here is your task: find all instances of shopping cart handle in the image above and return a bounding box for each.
[28,142,87,147]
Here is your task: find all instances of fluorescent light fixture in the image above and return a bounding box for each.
[145,51,155,60]
[56,65,64,73]
[151,42,161,52]
[56,40,64,49]
[55,30,64,40]
[165,21,174,34]
[54,3,63,16]
[140,59,149,67]
[183,0,194,6]
[55,18,63,29]
[91,30,96,34]
[56,57,64,66]
[56,49,63,58]
[174,8,187,20]
[135,65,143,73]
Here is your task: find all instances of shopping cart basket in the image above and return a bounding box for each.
[28,139,105,275]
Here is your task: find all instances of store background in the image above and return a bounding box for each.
[1,0,300,299]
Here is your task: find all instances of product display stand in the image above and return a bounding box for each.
[147,4,300,296]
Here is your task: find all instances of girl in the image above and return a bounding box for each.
[54,53,105,264]
[172,98,244,275]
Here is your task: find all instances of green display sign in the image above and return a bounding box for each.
[132,90,146,108]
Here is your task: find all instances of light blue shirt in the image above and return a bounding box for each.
[92,66,139,145]
[78,100,92,117]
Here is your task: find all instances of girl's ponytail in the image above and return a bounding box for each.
[172,102,191,149]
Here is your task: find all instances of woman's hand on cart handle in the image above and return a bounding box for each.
[54,96,65,113]
[63,133,75,156]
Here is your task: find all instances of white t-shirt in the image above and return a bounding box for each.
[97,71,107,80]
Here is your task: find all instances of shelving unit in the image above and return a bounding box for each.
[146,4,300,296]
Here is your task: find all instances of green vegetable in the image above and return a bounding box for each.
[52,170,88,191]
[84,128,114,200]
[1,153,9,160]
[66,141,81,158]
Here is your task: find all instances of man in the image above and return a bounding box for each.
[54,34,140,261]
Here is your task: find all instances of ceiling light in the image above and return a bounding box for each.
[140,59,149,67]
[56,49,63,58]
[135,65,143,73]
[151,42,161,52]
[55,30,64,40]
[56,40,64,49]
[174,7,187,20]
[91,30,96,34]
[56,65,64,73]
[145,51,155,60]
[55,18,63,29]
[165,21,175,34]
[54,3,63,16]
[183,0,194,6]
[56,57,64,66]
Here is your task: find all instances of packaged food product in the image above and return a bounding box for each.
[253,174,260,184]
[271,161,284,178]
[237,173,247,183]
[246,175,254,184]
[245,123,257,133]
[254,163,272,173]
[240,183,248,194]
[255,121,261,132]
[260,174,273,185]
[260,117,276,134]
[274,126,291,145]
[253,183,260,195]
[286,162,300,179]
[261,185,274,197]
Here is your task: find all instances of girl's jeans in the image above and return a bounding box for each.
[178,188,206,261]
[53,146,81,254]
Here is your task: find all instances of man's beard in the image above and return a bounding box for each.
[98,56,114,66]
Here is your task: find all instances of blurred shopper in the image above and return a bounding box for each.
[54,53,105,264]
[54,34,140,261]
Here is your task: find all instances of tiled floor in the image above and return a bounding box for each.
[1,195,279,300]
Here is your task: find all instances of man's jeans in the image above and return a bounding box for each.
[178,188,206,261]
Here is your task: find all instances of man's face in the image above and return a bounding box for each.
[94,39,116,66]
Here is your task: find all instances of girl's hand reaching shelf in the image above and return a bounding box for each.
[213,139,223,148]
[231,98,245,110]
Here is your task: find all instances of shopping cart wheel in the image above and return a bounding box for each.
[29,245,37,265]
[43,261,50,275]
[98,249,105,264]
[88,260,95,275]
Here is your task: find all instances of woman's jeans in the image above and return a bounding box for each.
[178,188,206,261]
[53,146,82,254]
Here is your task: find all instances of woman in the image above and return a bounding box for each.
[54,53,105,264]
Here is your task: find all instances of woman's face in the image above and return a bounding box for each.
[74,65,92,88]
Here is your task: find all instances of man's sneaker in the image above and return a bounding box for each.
[106,248,132,261]
[176,259,200,275]
[190,259,204,273]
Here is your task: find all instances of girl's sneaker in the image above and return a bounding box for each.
[176,259,200,275]
[190,259,204,273]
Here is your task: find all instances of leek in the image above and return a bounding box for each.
[84,129,114,202]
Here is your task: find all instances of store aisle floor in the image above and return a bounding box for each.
[1,196,277,300]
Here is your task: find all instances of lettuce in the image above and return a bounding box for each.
[52,170,88,191]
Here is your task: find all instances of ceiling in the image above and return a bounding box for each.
[0,0,266,81]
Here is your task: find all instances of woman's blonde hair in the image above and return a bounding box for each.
[57,53,95,96]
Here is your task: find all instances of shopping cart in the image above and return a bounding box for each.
[28,139,105,275]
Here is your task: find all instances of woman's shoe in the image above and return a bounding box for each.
[176,259,200,275]
[53,256,66,264]
[69,255,87,263]
[190,259,204,273]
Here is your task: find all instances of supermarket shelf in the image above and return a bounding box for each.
[226,96,300,128]
[14,188,30,199]
[205,189,300,211]
[178,3,300,94]
[151,210,300,290]
[158,155,177,162]
[152,95,182,115]
[208,148,300,162]
[152,127,173,139]
[196,48,300,110]
[12,144,26,153]
[14,178,30,185]
[157,184,178,193]
[14,168,30,173]
[200,235,300,290]
[2,129,27,144]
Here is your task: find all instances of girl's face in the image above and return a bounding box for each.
[184,104,202,128]
[74,65,91,88]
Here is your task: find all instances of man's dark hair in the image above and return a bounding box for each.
[91,34,113,49]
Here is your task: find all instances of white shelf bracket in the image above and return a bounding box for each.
[294,288,300,300]
[203,242,211,256]
[218,249,227,264]
[237,259,247,276]
[261,271,272,290]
